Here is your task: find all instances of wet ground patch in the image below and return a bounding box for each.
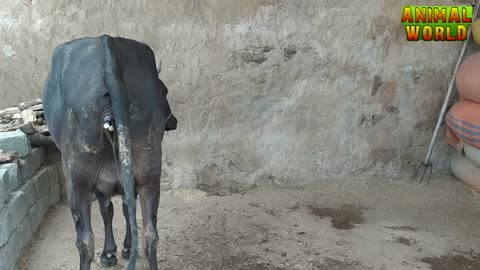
[220,253,286,270]
[311,258,369,270]
[395,236,415,246]
[421,253,480,270]
[383,225,419,232]
[306,204,366,229]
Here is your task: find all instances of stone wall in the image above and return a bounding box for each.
[0,0,474,190]
[0,131,63,270]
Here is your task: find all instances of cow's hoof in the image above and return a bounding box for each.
[100,253,117,267]
[122,247,131,259]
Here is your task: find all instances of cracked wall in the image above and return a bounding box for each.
[0,0,470,190]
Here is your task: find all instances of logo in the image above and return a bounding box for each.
[401,5,474,41]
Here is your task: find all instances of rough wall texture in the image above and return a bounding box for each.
[0,0,474,190]
[0,142,62,270]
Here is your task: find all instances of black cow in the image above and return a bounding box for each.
[42,35,177,270]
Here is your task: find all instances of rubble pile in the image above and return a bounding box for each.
[0,98,53,161]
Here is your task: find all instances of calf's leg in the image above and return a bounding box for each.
[138,176,160,270]
[67,173,95,270]
[95,192,117,267]
[121,192,138,259]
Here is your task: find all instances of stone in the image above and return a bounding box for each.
[0,129,31,157]
[0,151,16,164]
[32,166,57,198]
[26,133,53,147]
[6,190,28,230]
[20,109,36,123]
[18,98,41,110]
[34,125,49,135]
[0,107,21,116]
[0,107,20,116]
[0,170,7,210]
[0,163,20,193]
[28,104,43,111]
[0,119,24,132]
[0,190,28,247]
[20,123,35,135]
[0,227,20,270]
[34,117,45,125]
[48,183,60,206]
[0,116,12,125]
[19,147,44,180]
[38,192,50,218]
[19,179,37,208]
[0,207,12,247]
[28,203,41,233]
[17,216,33,249]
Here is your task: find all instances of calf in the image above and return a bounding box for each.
[42,35,177,270]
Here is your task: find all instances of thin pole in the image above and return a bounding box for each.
[422,2,480,165]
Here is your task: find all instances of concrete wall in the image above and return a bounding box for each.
[0,131,63,270]
[0,0,473,191]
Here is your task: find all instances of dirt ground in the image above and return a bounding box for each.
[15,175,480,270]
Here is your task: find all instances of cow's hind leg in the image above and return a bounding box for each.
[95,192,117,267]
[121,192,138,259]
[67,173,95,270]
[138,176,160,270]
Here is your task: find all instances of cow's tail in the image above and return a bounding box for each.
[104,37,138,270]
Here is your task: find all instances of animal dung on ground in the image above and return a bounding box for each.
[0,98,53,146]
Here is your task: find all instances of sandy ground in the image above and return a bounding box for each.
[15,175,480,270]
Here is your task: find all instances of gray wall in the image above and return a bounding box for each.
[0,0,468,190]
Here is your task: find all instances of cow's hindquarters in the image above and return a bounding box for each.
[105,38,138,270]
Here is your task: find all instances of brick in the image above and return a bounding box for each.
[0,228,20,270]
[0,130,31,157]
[28,204,41,233]
[0,170,7,210]
[32,166,57,198]
[0,163,20,193]
[0,207,13,247]
[48,183,60,206]
[19,179,37,208]
[0,190,27,248]
[38,193,50,219]
[17,216,33,249]
[19,147,45,180]
[6,191,28,231]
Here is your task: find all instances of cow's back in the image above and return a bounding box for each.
[43,35,166,155]
[108,37,166,147]
[43,36,112,151]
